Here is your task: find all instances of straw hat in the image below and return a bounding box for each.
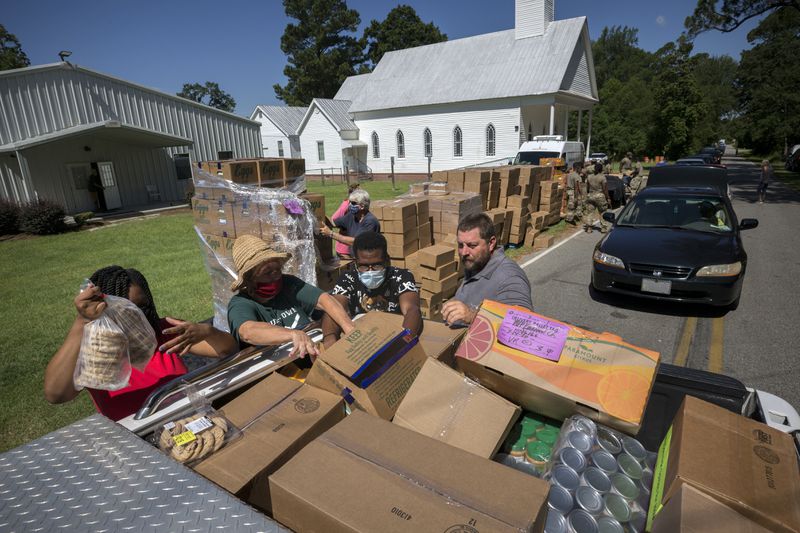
[230,235,291,291]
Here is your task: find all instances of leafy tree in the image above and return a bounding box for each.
[590,78,654,159]
[736,7,800,153]
[691,53,739,146]
[274,0,363,105]
[650,38,708,159]
[177,82,236,112]
[685,0,800,38]
[0,24,30,71]
[591,26,654,87]
[361,5,446,71]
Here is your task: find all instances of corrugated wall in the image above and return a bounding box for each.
[561,37,592,98]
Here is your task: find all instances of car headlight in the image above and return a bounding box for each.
[696,262,742,277]
[593,250,625,269]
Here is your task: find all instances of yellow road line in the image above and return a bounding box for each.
[708,317,725,373]
[673,316,698,367]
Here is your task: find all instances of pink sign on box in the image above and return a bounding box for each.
[496,309,569,362]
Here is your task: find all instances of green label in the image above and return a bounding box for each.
[646,424,672,532]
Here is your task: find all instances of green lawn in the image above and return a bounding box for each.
[0,180,407,452]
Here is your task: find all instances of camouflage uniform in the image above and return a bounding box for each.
[564,171,584,224]
[620,154,633,174]
[628,174,646,198]
[583,173,610,233]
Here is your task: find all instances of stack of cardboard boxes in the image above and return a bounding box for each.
[429,192,482,243]
[405,244,463,320]
[370,198,431,268]
[199,157,306,188]
[537,179,564,227]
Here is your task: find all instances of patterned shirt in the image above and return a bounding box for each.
[331,266,418,316]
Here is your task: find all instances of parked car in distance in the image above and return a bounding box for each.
[686,153,716,165]
[592,186,758,308]
[514,135,585,169]
[675,158,708,166]
[587,152,609,165]
[700,146,723,164]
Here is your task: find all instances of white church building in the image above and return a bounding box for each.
[255,0,598,176]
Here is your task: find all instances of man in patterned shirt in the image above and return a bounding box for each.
[321,231,422,347]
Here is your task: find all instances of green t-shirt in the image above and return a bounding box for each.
[227,275,323,345]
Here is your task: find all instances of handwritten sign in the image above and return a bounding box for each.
[497,309,569,362]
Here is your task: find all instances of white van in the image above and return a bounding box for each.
[513,135,585,169]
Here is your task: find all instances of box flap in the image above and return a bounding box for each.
[663,396,800,533]
[270,411,547,533]
[652,484,772,533]
[393,358,520,458]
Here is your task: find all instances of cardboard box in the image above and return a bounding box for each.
[385,230,418,249]
[530,210,548,231]
[282,158,306,180]
[415,199,429,224]
[231,199,262,238]
[379,311,467,365]
[422,271,460,294]
[305,312,428,420]
[388,239,419,258]
[269,411,549,533]
[382,214,417,234]
[455,301,660,434]
[393,358,520,458]
[382,199,417,221]
[418,221,432,248]
[254,159,285,187]
[647,396,800,533]
[192,197,236,237]
[221,160,260,184]
[419,260,458,282]
[447,170,465,191]
[431,170,449,182]
[533,234,554,251]
[202,232,236,258]
[193,373,344,513]
[417,244,456,269]
[651,484,772,533]
[300,193,325,225]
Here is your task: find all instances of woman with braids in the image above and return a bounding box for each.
[44,266,238,420]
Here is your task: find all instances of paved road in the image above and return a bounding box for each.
[521,154,800,409]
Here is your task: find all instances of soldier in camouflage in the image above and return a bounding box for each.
[620,152,633,174]
[583,168,612,233]
[564,162,585,225]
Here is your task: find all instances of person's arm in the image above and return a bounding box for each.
[159,317,238,357]
[320,224,356,246]
[316,292,356,336]
[441,299,478,326]
[44,286,107,404]
[398,291,422,336]
[494,268,534,311]
[238,321,319,358]
[321,293,350,348]
[602,181,611,204]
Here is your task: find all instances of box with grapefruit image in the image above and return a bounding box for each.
[454,300,660,434]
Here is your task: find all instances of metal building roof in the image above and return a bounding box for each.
[252,105,307,137]
[297,98,357,134]
[334,73,371,101]
[346,17,595,113]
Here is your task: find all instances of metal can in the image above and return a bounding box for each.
[621,436,647,463]
[567,509,599,533]
[582,466,612,494]
[590,450,618,476]
[596,428,622,455]
[617,453,643,481]
[628,510,647,533]
[567,430,593,455]
[573,416,597,436]
[545,510,568,533]
[603,493,632,523]
[610,473,640,501]
[551,464,581,492]
[548,484,575,515]
[576,486,604,515]
[495,453,539,477]
[596,516,625,533]
[560,446,588,473]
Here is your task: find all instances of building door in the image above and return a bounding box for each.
[98,161,122,210]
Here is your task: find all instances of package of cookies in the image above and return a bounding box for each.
[74,311,132,391]
[103,294,157,370]
[156,406,242,466]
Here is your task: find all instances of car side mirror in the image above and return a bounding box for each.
[602,212,616,223]
[739,218,758,230]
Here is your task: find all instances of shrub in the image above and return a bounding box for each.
[19,199,67,235]
[0,199,21,235]
[73,211,94,227]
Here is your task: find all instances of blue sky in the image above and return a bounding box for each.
[5,0,763,116]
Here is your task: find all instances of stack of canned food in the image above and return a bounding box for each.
[542,415,656,533]
[494,412,562,477]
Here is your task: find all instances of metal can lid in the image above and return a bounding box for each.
[596,428,622,455]
[603,493,632,523]
[591,450,618,475]
[568,509,599,533]
[548,484,575,515]
[573,416,597,436]
[560,446,587,473]
[621,436,647,462]
[552,464,580,491]
[596,516,625,533]
[583,466,612,494]
[568,430,593,454]
[544,510,568,533]
[611,473,640,500]
[576,486,604,514]
[617,453,643,480]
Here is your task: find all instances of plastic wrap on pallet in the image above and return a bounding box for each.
[191,167,317,331]
[406,181,448,196]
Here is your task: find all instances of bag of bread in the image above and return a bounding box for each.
[74,307,132,391]
[103,295,157,370]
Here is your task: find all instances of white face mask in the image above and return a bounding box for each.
[358,269,386,289]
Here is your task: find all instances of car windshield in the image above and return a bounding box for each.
[514,151,560,165]
[616,195,733,233]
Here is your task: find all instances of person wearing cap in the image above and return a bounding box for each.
[227,235,356,358]
[319,188,380,258]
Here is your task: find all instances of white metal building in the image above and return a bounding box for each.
[0,62,261,214]
[250,105,305,159]
[338,0,598,174]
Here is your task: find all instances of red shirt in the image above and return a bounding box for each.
[87,318,188,421]
[331,200,351,256]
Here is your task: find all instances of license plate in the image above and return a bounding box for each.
[641,278,672,295]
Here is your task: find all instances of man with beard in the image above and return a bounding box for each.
[441,213,533,326]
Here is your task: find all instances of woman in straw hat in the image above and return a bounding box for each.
[227,235,355,359]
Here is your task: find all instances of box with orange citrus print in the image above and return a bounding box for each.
[454,300,660,434]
